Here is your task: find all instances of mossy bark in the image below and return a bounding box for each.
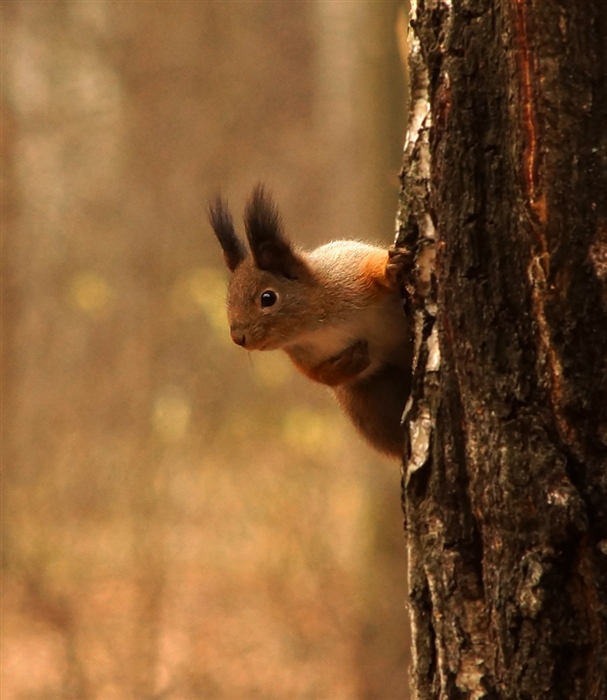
[397,1,607,698]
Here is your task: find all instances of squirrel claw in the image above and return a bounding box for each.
[313,339,371,386]
[386,246,414,290]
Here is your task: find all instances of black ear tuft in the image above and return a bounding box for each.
[208,195,247,272]
[244,184,308,280]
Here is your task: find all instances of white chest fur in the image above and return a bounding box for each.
[287,294,409,377]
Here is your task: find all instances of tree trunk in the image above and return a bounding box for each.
[397,1,607,698]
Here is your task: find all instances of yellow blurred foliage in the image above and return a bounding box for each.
[67,270,113,316]
[282,406,344,458]
[253,352,293,388]
[171,266,229,337]
[152,385,192,444]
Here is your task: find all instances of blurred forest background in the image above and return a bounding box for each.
[2,2,411,698]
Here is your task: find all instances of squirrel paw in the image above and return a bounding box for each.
[313,339,371,386]
[386,246,414,290]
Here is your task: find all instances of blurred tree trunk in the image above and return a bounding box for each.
[397,1,607,698]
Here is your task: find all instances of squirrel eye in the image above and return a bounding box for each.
[260,290,278,308]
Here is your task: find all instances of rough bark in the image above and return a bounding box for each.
[397,1,607,698]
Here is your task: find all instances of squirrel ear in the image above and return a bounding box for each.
[208,195,247,272]
[244,184,309,280]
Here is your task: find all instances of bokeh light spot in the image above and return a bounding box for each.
[253,353,293,388]
[171,267,229,340]
[68,270,112,315]
[282,407,342,458]
[152,385,191,443]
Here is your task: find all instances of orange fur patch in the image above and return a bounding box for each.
[359,249,390,293]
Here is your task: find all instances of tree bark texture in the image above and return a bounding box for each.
[397,1,607,698]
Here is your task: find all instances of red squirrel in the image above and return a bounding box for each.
[209,185,413,456]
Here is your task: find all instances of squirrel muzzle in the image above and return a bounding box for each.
[230,328,247,347]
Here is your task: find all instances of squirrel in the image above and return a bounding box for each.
[209,184,413,457]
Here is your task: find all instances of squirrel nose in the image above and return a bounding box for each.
[230,329,246,347]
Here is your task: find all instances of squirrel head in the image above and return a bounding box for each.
[209,185,315,351]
